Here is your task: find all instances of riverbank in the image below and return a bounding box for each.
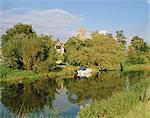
[0,65,99,83]
[123,63,150,71]
[1,63,149,83]
[0,65,39,83]
[77,77,150,118]
[0,65,78,84]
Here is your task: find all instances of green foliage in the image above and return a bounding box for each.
[65,32,126,70]
[1,23,149,72]
[2,23,36,45]
[115,30,126,47]
[2,34,25,69]
[1,24,57,72]
[77,78,150,118]
[127,36,149,64]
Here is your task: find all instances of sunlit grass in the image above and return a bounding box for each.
[0,65,39,82]
[122,102,150,118]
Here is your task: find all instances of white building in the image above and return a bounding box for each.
[55,41,64,54]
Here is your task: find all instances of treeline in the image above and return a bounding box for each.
[65,31,150,70]
[64,32,126,70]
[1,23,150,72]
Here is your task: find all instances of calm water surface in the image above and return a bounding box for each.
[0,71,149,118]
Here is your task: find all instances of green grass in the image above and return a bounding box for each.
[0,65,39,82]
[123,63,150,71]
[0,65,77,83]
[77,77,150,118]
[122,102,150,118]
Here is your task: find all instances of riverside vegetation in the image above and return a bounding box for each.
[77,77,150,118]
[1,24,149,74]
[0,23,150,117]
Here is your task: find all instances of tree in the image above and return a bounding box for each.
[21,36,42,70]
[130,36,145,52]
[2,23,36,45]
[127,36,149,64]
[1,24,36,69]
[1,24,57,71]
[115,30,126,47]
[2,34,25,69]
[65,32,126,70]
[106,33,113,38]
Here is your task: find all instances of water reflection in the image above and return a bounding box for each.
[0,71,149,117]
[1,79,57,116]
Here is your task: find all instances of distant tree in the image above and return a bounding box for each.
[127,36,149,64]
[130,36,147,52]
[106,33,113,38]
[115,30,126,47]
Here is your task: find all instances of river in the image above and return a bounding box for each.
[0,71,149,118]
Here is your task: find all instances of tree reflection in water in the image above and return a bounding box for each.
[65,71,150,106]
[1,78,57,116]
[1,71,149,117]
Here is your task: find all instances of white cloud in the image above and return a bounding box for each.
[147,0,150,4]
[0,9,83,42]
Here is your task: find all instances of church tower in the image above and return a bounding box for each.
[77,27,86,40]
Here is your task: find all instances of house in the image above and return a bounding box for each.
[55,41,65,65]
[55,41,64,54]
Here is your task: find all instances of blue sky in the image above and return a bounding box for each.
[0,0,150,43]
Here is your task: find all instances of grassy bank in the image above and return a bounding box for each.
[123,63,150,71]
[0,65,39,83]
[77,77,150,118]
[39,65,77,79]
[0,65,77,83]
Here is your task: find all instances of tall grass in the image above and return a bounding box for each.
[77,77,150,118]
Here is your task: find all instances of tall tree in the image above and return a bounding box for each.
[2,23,36,45]
[115,30,126,47]
[1,24,57,71]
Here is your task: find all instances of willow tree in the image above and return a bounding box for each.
[1,23,57,72]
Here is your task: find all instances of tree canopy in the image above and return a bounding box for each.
[1,23,149,72]
[127,36,149,64]
[65,32,126,70]
[1,24,57,72]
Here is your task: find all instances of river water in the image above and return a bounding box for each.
[0,71,149,118]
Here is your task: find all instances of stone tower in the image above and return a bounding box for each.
[77,27,86,40]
